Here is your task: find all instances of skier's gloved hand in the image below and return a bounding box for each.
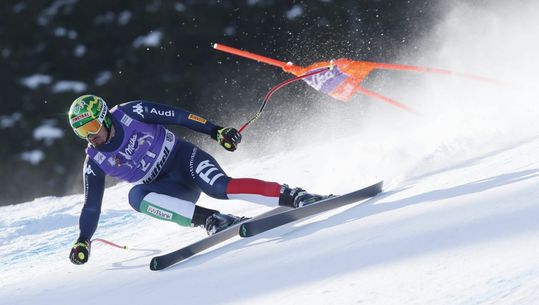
[69,238,91,265]
[213,127,242,152]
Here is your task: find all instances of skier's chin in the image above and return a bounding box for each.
[90,140,104,148]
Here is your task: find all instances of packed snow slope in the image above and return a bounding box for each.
[2,1,539,305]
[1,124,539,305]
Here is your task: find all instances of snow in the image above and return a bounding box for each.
[73,44,86,57]
[117,10,132,25]
[37,0,78,26]
[95,70,112,86]
[132,30,163,48]
[51,80,87,93]
[20,149,45,165]
[33,123,64,145]
[19,74,52,89]
[2,2,539,305]
[174,3,186,12]
[286,5,304,20]
[247,0,262,6]
[0,112,22,128]
[2,126,539,304]
[53,27,76,39]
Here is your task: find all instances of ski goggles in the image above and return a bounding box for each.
[73,119,103,139]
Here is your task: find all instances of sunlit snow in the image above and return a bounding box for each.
[2,2,539,305]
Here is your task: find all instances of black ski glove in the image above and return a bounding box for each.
[70,238,91,265]
[212,127,242,152]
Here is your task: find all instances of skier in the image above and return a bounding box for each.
[68,95,329,265]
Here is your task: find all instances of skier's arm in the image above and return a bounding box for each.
[117,100,218,135]
[118,101,242,152]
[78,156,105,241]
[70,156,105,265]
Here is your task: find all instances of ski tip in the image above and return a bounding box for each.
[239,223,252,238]
[367,181,383,196]
[149,257,160,271]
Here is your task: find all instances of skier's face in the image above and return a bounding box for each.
[87,125,109,147]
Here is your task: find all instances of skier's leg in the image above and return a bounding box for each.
[157,140,330,232]
[184,143,283,203]
[128,181,218,227]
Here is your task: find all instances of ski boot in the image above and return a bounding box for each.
[205,212,247,235]
[279,185,333,208]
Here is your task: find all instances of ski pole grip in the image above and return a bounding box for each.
[213,43,288,69]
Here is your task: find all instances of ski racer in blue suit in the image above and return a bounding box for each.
[67,95,329,265]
